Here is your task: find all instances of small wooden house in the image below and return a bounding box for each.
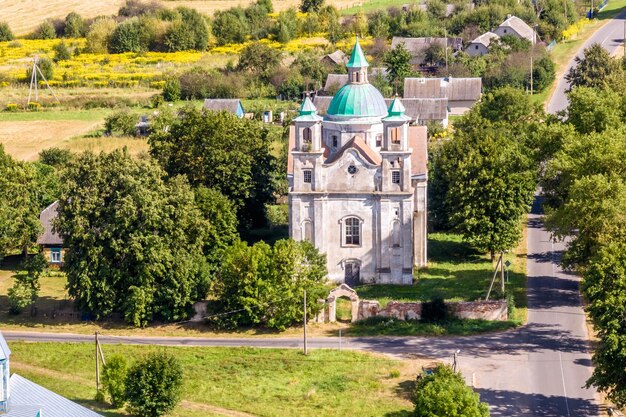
[37,201,64,267]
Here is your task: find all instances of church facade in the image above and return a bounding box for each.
[287,39,428,286]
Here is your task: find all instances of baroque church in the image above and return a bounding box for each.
[287,38,428,286]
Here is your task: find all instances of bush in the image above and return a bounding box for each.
[33,20,56,39]
[108,18,146,53]
[105,111,137,136]
[125,352,183,417]
[7,281,35,314]
[414,364,490,417]
[86,17,116,53]
[53,41,71,62]
[162,77,181,101]
[64,12,85,37]
[420,297,449,323]
[5,103,19,112]
[0,21,14,41]
[102,355,128,408]
[212,9,248,46]
[39,147,72,167]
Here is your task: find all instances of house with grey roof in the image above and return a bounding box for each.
[391,37,463,66]
[403,77,482,114]
[0,332,103,417]
[494,15,536,44]
[37,201,64,267]
[202,99,245,118]
[321,50,348,67]
[465,32,500,57]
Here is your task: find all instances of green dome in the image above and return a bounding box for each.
[326,83,388,118]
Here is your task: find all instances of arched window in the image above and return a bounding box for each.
[332,136,338,147]
[355,72,360,83]
[303,127,312,143]
[344,217,361,246]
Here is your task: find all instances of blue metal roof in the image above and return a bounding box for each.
[7,374,103,417]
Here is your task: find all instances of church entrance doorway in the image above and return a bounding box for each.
[345,261,360,287]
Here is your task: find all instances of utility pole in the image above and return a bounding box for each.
[500,251,505,293]
[95,331,100,393]
[445,29,449,75]
[530,54,534,95]
[304,290,309,356]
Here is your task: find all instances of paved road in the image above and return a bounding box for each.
[1,200,602,416]
[547,10,626,114]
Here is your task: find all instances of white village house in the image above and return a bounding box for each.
[288,38,428,286]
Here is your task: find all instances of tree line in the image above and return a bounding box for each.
[0,109,327,329]
[539,45,626,407]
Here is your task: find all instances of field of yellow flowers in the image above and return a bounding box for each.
[0,35,366,91]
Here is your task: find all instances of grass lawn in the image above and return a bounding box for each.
[9,341,419,417]
[347,230,528,336]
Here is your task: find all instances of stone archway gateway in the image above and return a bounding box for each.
[327,284,359,323]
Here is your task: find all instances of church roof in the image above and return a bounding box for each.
[0,332,10,361]
[346,37,369,68]
[408,125,428,177]
[327,83,388,118]
[325,136,382,166]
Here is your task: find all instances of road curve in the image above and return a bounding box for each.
[547,9,626,114]
[1,200,602,416]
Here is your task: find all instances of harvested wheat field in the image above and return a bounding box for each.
[0,119,148,160]
[3,0,365,36]
[1,0,125,36]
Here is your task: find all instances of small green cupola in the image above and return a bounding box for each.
[383,96,411,122]
[294,96,322,122]
[347,37,369,84]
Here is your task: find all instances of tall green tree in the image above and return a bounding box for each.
[565,43,623,91]
[433,91,538,257]
[384,42,412,88]
[0,145,43,263]
[566,86,626,134]
[148,108,276,229]
[125,352,183,417]
[64,12,85,37]
[237,41,282,80]
[582,241,626,407]
[211,239,327,330]
[212,9,248,45]
[413,365,490,417]
[56,150,211,326]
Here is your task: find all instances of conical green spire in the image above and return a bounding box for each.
[346,37,369,68]
[299,96,317,115]
[387,96,406,116]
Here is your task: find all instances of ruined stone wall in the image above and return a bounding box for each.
[354,299,507,322]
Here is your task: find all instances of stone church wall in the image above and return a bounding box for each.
[354,299,508,321]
